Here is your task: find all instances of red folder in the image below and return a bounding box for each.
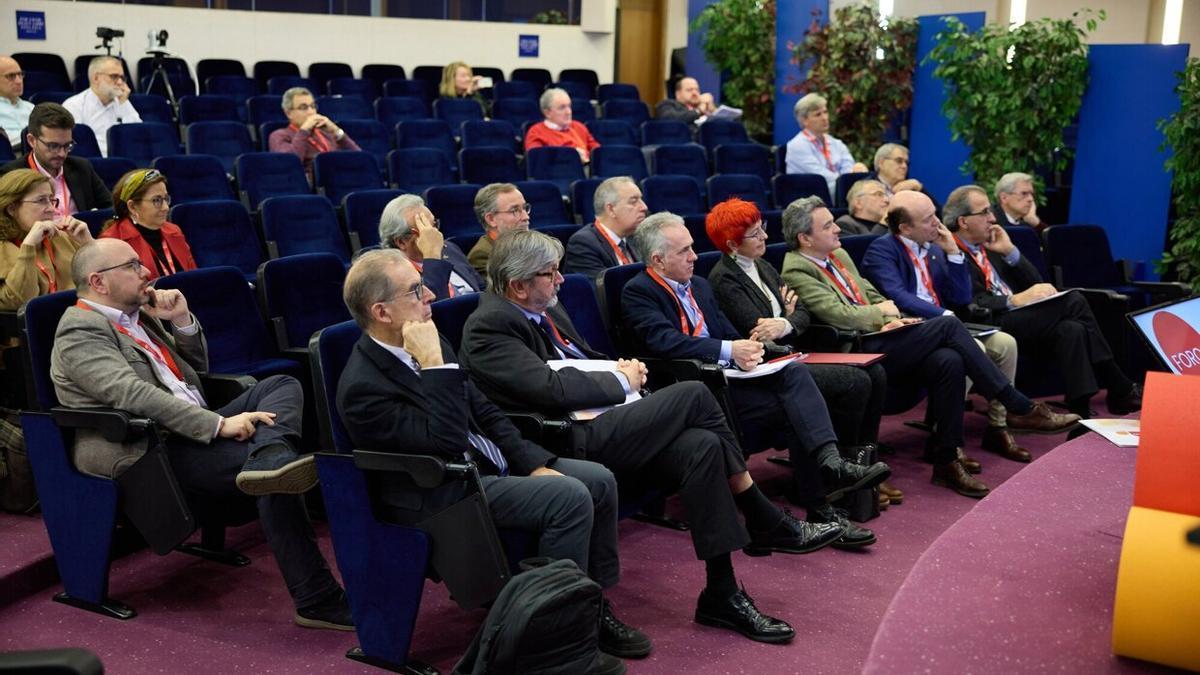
[800,352,886,367]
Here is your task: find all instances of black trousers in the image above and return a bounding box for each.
[166,375,339,610]
[810,362,886,446]
[998,290,1113,400]
[572,381,751,560]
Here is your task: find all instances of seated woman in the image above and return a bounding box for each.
[704,197,901,507]
[439,61,488,114]
[0,169,92,310]
[100,169,196,281]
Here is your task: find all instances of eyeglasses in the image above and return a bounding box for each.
[396,283,427,302]
[532,266,561,279]
[34,137,75,154]
[744,225,767,240]
[21,196,60,208]
[864,190,887,198]
[886,156,908,164]
[1013,190,1035,198]
[963,207,993,218]
[94,258,145,275]
[100,72,126,83]
[139,195,172,208]
[1,71,25,81]
[493,203,532,217]
[291,103,318,112]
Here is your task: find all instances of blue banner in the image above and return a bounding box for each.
[16,10,46,40]
[518,34,539,58]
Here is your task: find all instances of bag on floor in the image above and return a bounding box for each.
[0,415,36,514]
[452,557,604,675]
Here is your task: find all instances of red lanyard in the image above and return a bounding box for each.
[802,130,834,172]
[408,258,455,298]
[155,237,178,277]
[74,300,184,380]
[541,312,575,350]
[953,234,1000,293]
[647,268,706,336]
[592,222,630,265]
[817,255,866,305]
[897,237,940,306]
[290,124,331,153]
[27,154,71,220]
[13,237,58,293]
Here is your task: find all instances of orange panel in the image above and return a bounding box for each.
[1132,371,1200,517]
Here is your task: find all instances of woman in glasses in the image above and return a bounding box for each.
[100,169,196,281]
[0,169,93,309]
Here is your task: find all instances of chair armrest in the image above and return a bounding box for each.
[199,373,257,408]
[794,324,859,352]
[505,411,574,455]
[50,407,156,443]
[641,357,726,391]
[1132,280,1190,300]
[352,449,478,489]
[0,311,19,342]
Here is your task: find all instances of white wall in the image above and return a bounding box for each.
[3,0,616,82]
[1028,0,1152,44]
[664,0,689,75]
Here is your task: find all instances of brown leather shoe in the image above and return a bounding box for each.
[931,461,990,498]
[981,426,1032,463]
[1006,402,1081,434]
[877,490,889,510]
[878,481,903,505]
[956,448,982,474]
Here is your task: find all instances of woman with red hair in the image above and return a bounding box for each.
[705,198,901,508]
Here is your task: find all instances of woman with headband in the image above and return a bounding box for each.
[0,168,92,310]
[100,169,196,281]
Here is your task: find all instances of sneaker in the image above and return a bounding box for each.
[236,444,318,497]
[294,589,354,631]
[598,599,652,659]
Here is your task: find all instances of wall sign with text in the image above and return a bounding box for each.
[16,10,46,40]
[518,34,539,58]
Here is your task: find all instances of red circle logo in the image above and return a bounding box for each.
[1151,310,1200,374]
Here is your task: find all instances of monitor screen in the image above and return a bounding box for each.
[1128,295,1200,375]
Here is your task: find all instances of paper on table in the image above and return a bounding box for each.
[1079,418,1140,448]
[723,352,805,379]
[547,359,642,420]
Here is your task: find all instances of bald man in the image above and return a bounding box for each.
[655,77,716,125]
[62,56,140,156]
[0,56,33,148]
[51,239,350,631]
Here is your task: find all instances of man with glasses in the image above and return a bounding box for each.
[52,238,353,631]
[467,182,531,276]
[378,194,483,301]
[993,172,1048,232]
[943,184,1142,420]
[835,178,890,236]
[0,56,33,150]
[63,56,140,157]
[871,143,924,196]
[268,87,358,180]
[564,176,648,281]
[1,103,111,212]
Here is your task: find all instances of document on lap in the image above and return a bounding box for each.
[723,352,805,380]
[1010,289,1070,310]
[547,359,642,421]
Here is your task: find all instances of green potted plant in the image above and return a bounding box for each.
[691,0,777,140]
[1159,57,1200,289]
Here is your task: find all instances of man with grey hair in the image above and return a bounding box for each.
[523,87,600,164]
[780,197,1080,498]
[622,212,889,548]
[378,194,483,301]
[268,86,358,179]
[871,143,923,195]
[785,93,867,195]
[563,176,647,280]
[835,179,890,235]
[467,182,531,276]
[462,229,840,644]
[336,248,648,664]
[62,56,140,157]
[993,172,1047,231]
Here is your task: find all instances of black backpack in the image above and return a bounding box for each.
[453,558,605,675]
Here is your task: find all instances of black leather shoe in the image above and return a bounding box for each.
[598,599,651,659]
[808,503,876,549]
[1106,383,1143,415]
[743,509,843,556]
[294,589,354,631]
[590,652,626,675]
[695,587,794,644]
[822,458,891,502]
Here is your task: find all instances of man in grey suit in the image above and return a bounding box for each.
[50,238,351,631]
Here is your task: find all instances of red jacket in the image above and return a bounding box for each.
[100,218,197,280]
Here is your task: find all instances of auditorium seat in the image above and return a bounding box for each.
[128,94,174,127]
[839,234,880,268]
[585,119,638,147]
[185,121,253,174]
[383,79,433,103]
[342,188,403,251]
[21,71,72,96]
[515,180,572,227]
[177,95,240,126]
[375,96,430,127]
[491,98,542,129]
[387,148,454,195]
[774,173,832,208]
[260,195,351,264]
[337,120,391,175]
[572,98,597,123]
[472,66,505,86]
[253,60,301,92]
[510,68,552,92]
[106,123,179,167]
[429,295,480,354]
[258,252,350,353]
[313,151,386,205]
[12,53,71,86]
[410,66,444,92]
[29,91,73,105]
[196,59,246,92]
[714,143,773,185]
[88,158,136,191]
[571,177,604,225]
[152,154,234,204]
[1042,224,1187,309]
[590,145,648,181]
[830,172,869,208]
[526,147,585,197]
[170,199,264,281]
[234,152,310,210]
[316,95,373,121]
[247,94,287,131]
[493,80,540,101]
[558,69,599,99]
[203,77,255,113]
[459,147,521,185]
[641,175,705,217]
[73,208,114,238]
[532,223,581,252]
[267,76,317,96]
[395,119,458,175]
[308,62,354,93]
[698,120,750,155]
[327,78,379,106]
[423,184,484,238]
[553,81,592,103]
[69,124,103,159]
[707,174,770,211]
[652,144,710,190]
[433,98,485,132]
[361,64,406,90]
[138,74,196,99]
[460,120,518,152]
[597,83,639,102]
[601,99,650,126]
[641,120,693,147]
[136,56,190,85]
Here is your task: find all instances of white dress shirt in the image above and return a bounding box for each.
[62,89,141,157]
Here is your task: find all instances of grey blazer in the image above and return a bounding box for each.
[50,305,219,478]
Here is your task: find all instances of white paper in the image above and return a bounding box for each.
[1078,418,1140,448]
[723,353,805,380]
[708,105,743,121]
[547,359,642,419]
[1011,290,1069,310]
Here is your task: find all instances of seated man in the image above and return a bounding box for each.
[943,184,1141,418]
[655,77,716,125]
[378,194,484,301]
[623,211,888,547]
[336,249,648,665]
[62,56,140,157]
[835,179,889,236]
[467,182,531,276]
[1,103,113,212]
[992,172,1048,232]
[861,191,1027,463]
[779,197,1080,498]
[785,93,868,196]
[563,176,647,280]
[524,88,600,165]
[870,143,923,196]
[268,87,359,180]
[51,239,350,631]
[0,56,33,151]
[462,229,844,643]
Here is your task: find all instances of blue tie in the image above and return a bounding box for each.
[411,357,508,475]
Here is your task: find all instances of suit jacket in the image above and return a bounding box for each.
[780,249,889,332]
[992,204,1047,233]
[959,245,1043,315]
[834,214,886,236]
[654,99,702,125]
[336,334,553,481]
[466,234,493,277]
[422,240,485,301]
[50,305,216,478]
[860,234,971,319]
[459,292,625,416]
[707,254,811,339]
[563,224,634,281]
[0,155,113,212]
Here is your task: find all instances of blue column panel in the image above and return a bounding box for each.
[686,0,722,104]
[774,0,828,146]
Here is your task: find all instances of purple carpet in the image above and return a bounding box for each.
[0,396,1143,673]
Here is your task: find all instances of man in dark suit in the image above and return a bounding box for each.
[654,77,716,125]
[336,249,647,664]
[861,190,1028,463]
[992,172,1048,232]
[563,176,646,281]
[943,184,1141,418]
[461,229,843,644]
[622,212,888,548]
[834,179,890,236]
[0,103,112,213]
[378,194,484,302]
